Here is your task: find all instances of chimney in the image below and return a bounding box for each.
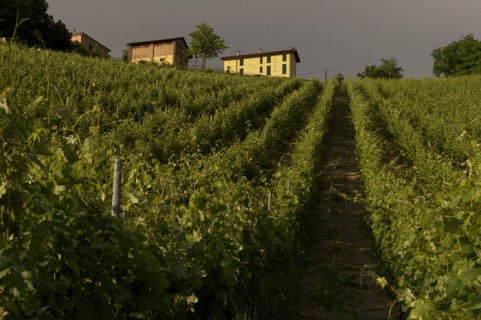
[258,48,262,53]
[236,51,240,56]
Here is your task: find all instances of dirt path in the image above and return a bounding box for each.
[293,85,401,320]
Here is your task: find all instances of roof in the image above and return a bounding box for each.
[221,48,301,63]
[127,37,188,49]
[72,32,111,52]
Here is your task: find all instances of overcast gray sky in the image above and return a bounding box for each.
[47,0,481,79]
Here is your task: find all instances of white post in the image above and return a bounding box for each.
[111,158,123,218]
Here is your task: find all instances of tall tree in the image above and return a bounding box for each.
[358,58,403,79]
[432,34,481,77]
[0,0,71,51]
[186,23,227,68]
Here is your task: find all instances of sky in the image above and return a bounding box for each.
[47,0,481,80]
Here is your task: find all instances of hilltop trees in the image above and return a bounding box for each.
[432,34,481,77]
[357,58,403,79]
[0,0,71,50]
[186,23,227,68]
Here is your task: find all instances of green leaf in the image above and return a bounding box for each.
[54,108,72,120]
[0,267,10,279]
[30,141,51,156]
[376,276,388,289]
[409,299,438,320]
[61,145,80,164]
[442,215,462,233]
[0,181,7,199]
[458,267,481,283]
[459,236,474,255]
[0,93,10,113]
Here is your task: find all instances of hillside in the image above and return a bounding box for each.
[0,44,334,319]
[2,44,481,319]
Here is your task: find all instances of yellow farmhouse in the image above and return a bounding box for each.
[127,37,189,67]
[221,48,300,78]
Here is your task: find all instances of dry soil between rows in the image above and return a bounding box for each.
[293,86,402,320]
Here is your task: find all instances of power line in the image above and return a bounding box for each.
[300,68,348,82]
[299,67,346,77]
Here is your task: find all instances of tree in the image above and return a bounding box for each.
[121,47,130,63]
[186,23,227,68]
[334,73,344,84]
[0,0,71,51]
[358,58,403,79]
[431,34,481,77]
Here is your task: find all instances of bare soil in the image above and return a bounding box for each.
[293,86,402,320]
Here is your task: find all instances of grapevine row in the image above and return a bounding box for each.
[0,44,335,319]
[347,78,481,319]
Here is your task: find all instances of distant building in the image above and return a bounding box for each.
[127,37,189,67]
[71,32,111,57]
[221,48,301,78]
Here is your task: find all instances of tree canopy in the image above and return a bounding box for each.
[0,0,71,51]
[357,58,403,79]
[186,23,227,68]
[431,34,481,77]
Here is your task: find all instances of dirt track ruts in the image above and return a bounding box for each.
[293,85,401,320]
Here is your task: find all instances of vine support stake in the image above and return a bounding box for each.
[267,190,273,213]
[111,158,123,218]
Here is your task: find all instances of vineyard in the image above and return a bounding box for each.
[0,43,334,319]
[1,43,481,319]
[347,77,481,319]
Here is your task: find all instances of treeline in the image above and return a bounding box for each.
[0,0,71,51]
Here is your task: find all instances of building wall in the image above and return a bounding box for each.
[290,55,297,77]
[71,33,110,56]
[130,42,175,64]
[174,40,189,67]
[129,39,188,67]
[223,52,297,78]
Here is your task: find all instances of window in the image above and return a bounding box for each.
[240,68,244,75]
[260,66,263,73]
[282,64,287,74]
[89,44,93,51]
[267,66,271,76]
[240,58,244,66]
[267,55,271,63]
[282,53,287,62]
